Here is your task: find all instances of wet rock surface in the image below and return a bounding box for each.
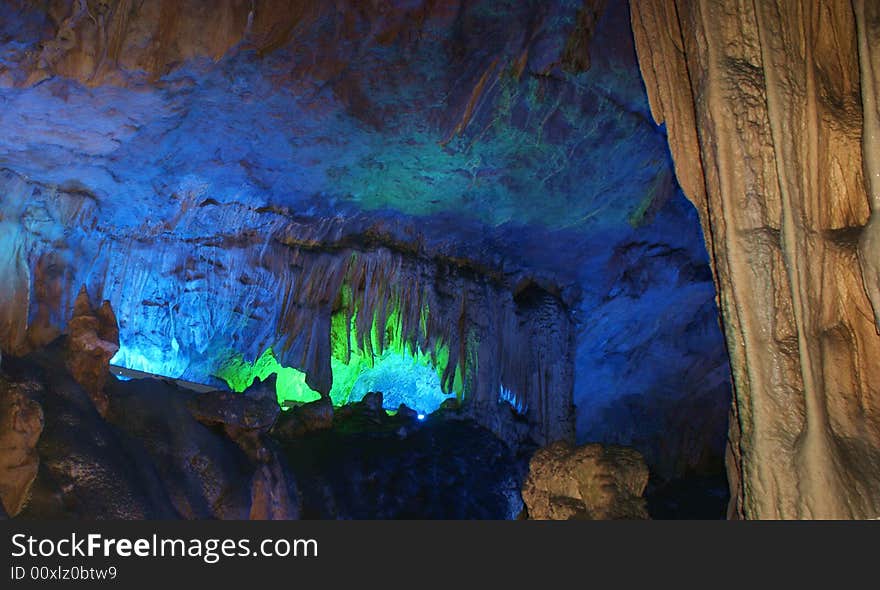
[522,441,649,520]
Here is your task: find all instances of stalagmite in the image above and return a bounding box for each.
[0,378,43,517]
[65,286,120,416]
[522,441,649,520]
[0,0,735,517]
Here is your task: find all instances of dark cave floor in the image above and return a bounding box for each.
[1,341,727,520]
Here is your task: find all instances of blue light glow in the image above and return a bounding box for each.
[499,384,526,414]
[111,336,456,416]
[110,344,187,381]
[346,350,456,415]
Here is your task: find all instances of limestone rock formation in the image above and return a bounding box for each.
[286,410,525,519]
[631,0,880,518]
[395,404,419,422]
[360,391,384,414]
[522,441,649,520]
[0,377,44,517]
[187,390,280,439]
[248,453,298,521]
[0,0,733,508]
[272,397,334,439]
[333,391,388,428]
[243,373,278,403]
[186,389,296,520]
[7,344,522,520]
[65,286,119,416]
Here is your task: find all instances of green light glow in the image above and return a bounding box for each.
[215,295,462,413]
[215,348,322,406]
[327,298,463,409]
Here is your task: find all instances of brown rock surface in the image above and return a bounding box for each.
[186,389,296,520]
[187,390,280,438]
[249,456,298,521]
[271,397,334,439]
[631,0,880,518]
[65,286,119,416]
[522,441,649,520]
[0,377,44,516]
[10,0,606,90]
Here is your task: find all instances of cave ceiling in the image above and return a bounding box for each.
[0,0,674,281]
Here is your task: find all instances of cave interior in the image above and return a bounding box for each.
[5,0,876,521]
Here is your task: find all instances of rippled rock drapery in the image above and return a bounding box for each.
[631,0,880,518]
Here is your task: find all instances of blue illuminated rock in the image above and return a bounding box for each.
[0,0,729,483]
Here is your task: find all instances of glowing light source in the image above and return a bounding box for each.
[208,296,461,414]
[112,286,464,415]
[499,384,526,414]
[345,349,454,415]
[215,348,322,406]
[109,343,188,381]
[325,294,461,414]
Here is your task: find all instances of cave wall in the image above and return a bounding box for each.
[0,168,575,443]
[631,0,880,518]
[0,0,732,479]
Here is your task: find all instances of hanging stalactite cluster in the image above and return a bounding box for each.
[0,170,575,444]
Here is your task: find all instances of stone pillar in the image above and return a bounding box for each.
[631,0,880,518]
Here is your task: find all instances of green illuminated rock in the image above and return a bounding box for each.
[217,297,461,413]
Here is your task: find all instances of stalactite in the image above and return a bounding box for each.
[0,169,574,445]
